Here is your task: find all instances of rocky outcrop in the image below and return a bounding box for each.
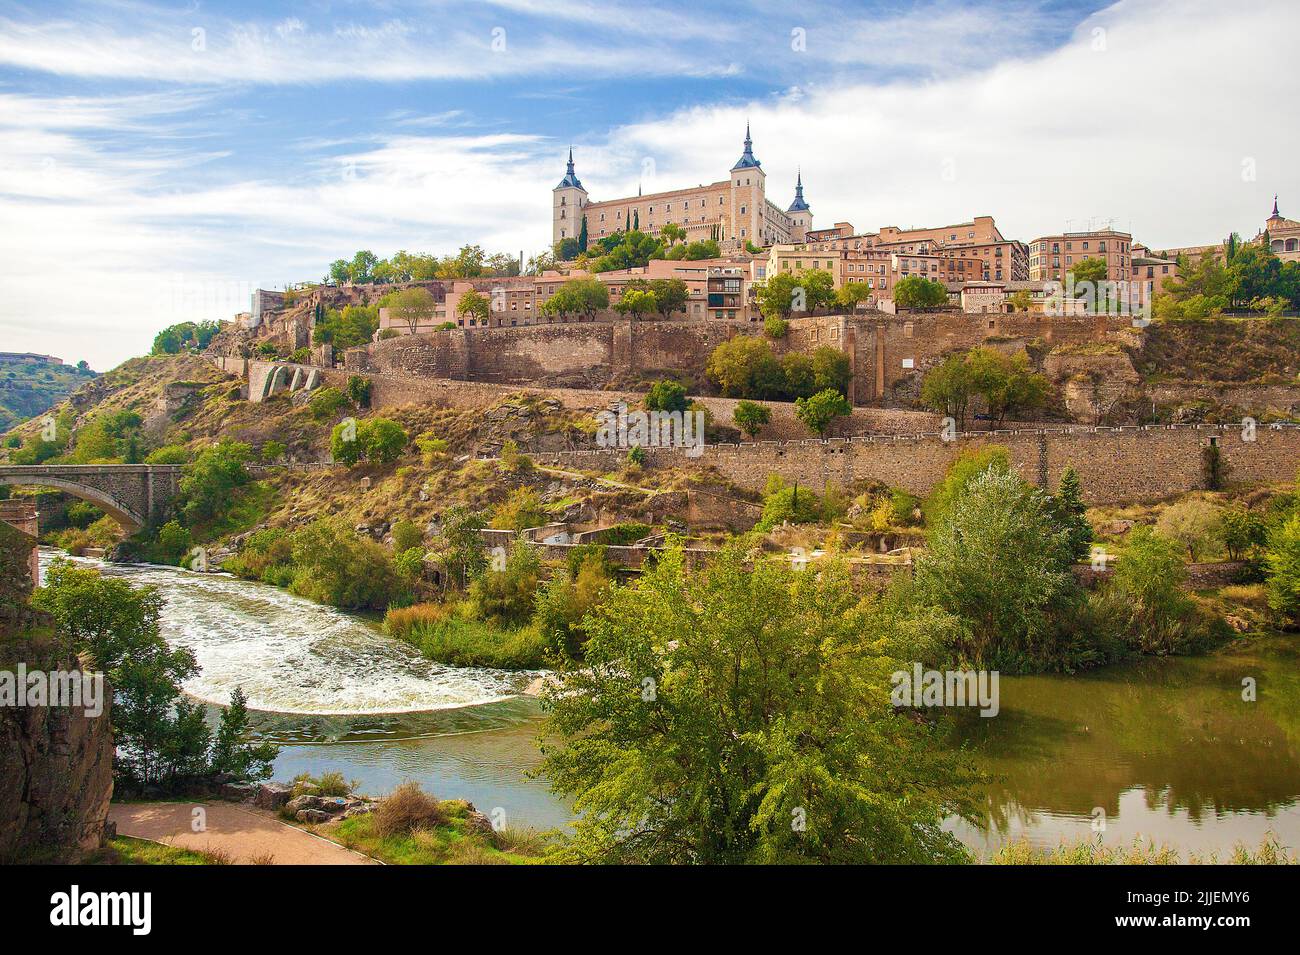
[0,657,113,862]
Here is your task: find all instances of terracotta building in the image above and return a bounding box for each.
[1029,228,1133,283]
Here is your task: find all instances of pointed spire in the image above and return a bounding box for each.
[731,122,761,171]
[787,166,809,213]
[556,146,583,190]
[1272,194,1281,218]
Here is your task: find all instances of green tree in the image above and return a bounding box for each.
[706,335,784,398]
[614,287,657,317]
[439,505,487,589]
[180,439,252,525]
[732,400,771,438]
[360,418,408,464]
[894,275,949,308]
[540,546,977,864]
[209,686,278,780]
[32,560,211,786]
[811,346,852,397]
[648,278,688,318]
[540,277,609,320]
[923,445,1011,526]
[965,347,1049,427]
[756,270,835,319]
[795,388,851,436]
[382,287,437,334]
[913,467,1076,670]
[1221,506,1267,561]
[469,539,541,627]
[289,517,401,610]
[456,288,491,325]
[1067,256,1108,290]
[645,379,689,414]
[1050,467,1093,562]
[1264,512,1300,625]
[330,419,363,466]
[1155,499,1221,561]
[920,353,974,428]
[835,282,873,311]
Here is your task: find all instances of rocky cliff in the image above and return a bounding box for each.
[0,653,114,862]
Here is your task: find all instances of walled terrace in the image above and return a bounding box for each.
[532,422,1300,506]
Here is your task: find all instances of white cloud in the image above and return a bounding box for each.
[1,0,1297,370]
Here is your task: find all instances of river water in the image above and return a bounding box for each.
[43,549,1300,855]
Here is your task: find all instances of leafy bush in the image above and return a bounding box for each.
[732,400,771,438]
[144,444,191,465]
[308,387,349,421]
[645,379,689,413]
[180,440,252,525]
[794,388,851,436]
[469,540,541,628]
[372,782,446,838]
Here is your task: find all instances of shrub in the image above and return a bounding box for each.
[912,467,1076,671]
[498,439,533,473]
[308,387,348,422]
[757,480,823,530]
[144,444,190,465]
[288,518,402,610]
[392,520,423,553]
[261,440,286,464]
[180,439,252,525]
[763,314,788,339]
[469,540,541,628]
[373,782,447,838]
[346,375,373,409]
[645,379,689,414]
[489,487,547,532]
[65,500,103,530]
[361,418,408,464]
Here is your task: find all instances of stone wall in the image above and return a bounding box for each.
[533,423,1300,505]
[349,319,747,389]
[0,658,114,861]
[307,366,944,441]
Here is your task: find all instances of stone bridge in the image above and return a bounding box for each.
[0,465,183,533]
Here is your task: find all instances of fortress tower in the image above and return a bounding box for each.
[786,169,812,244]
[552,148,588,247]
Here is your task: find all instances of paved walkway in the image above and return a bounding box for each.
[109,801,377,865]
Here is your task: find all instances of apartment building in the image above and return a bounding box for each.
[1028,228,1133,283]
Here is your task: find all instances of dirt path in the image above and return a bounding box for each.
[109,802,377,865]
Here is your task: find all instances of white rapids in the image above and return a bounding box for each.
[40,550,539,715]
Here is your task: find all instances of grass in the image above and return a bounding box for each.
[385,602,549,669]
[85,836,225,865]
[330,798,550,865]
[990,834,1296,865]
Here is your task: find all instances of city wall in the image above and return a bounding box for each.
[533,424,1300,505]
[345,319,752,387]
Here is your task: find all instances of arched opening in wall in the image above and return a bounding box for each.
[0,478,144,534]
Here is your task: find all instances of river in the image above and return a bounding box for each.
[42,549,1300,856]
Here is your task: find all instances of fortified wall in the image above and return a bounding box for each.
[785,311,1133,405]
[335,311,1132,404]
[229,357,945,440]
[533,423,1300,506]
[343,319,750,389]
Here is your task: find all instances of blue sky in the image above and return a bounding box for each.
[1,0,1297,369]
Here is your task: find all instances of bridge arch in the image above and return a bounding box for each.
[0,474,147,533]
[0,465,181,534]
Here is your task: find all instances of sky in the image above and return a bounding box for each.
[1,0,1297,370]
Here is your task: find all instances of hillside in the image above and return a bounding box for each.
[0,354,97,432]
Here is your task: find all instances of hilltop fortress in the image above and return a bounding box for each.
[553,127,813,251]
